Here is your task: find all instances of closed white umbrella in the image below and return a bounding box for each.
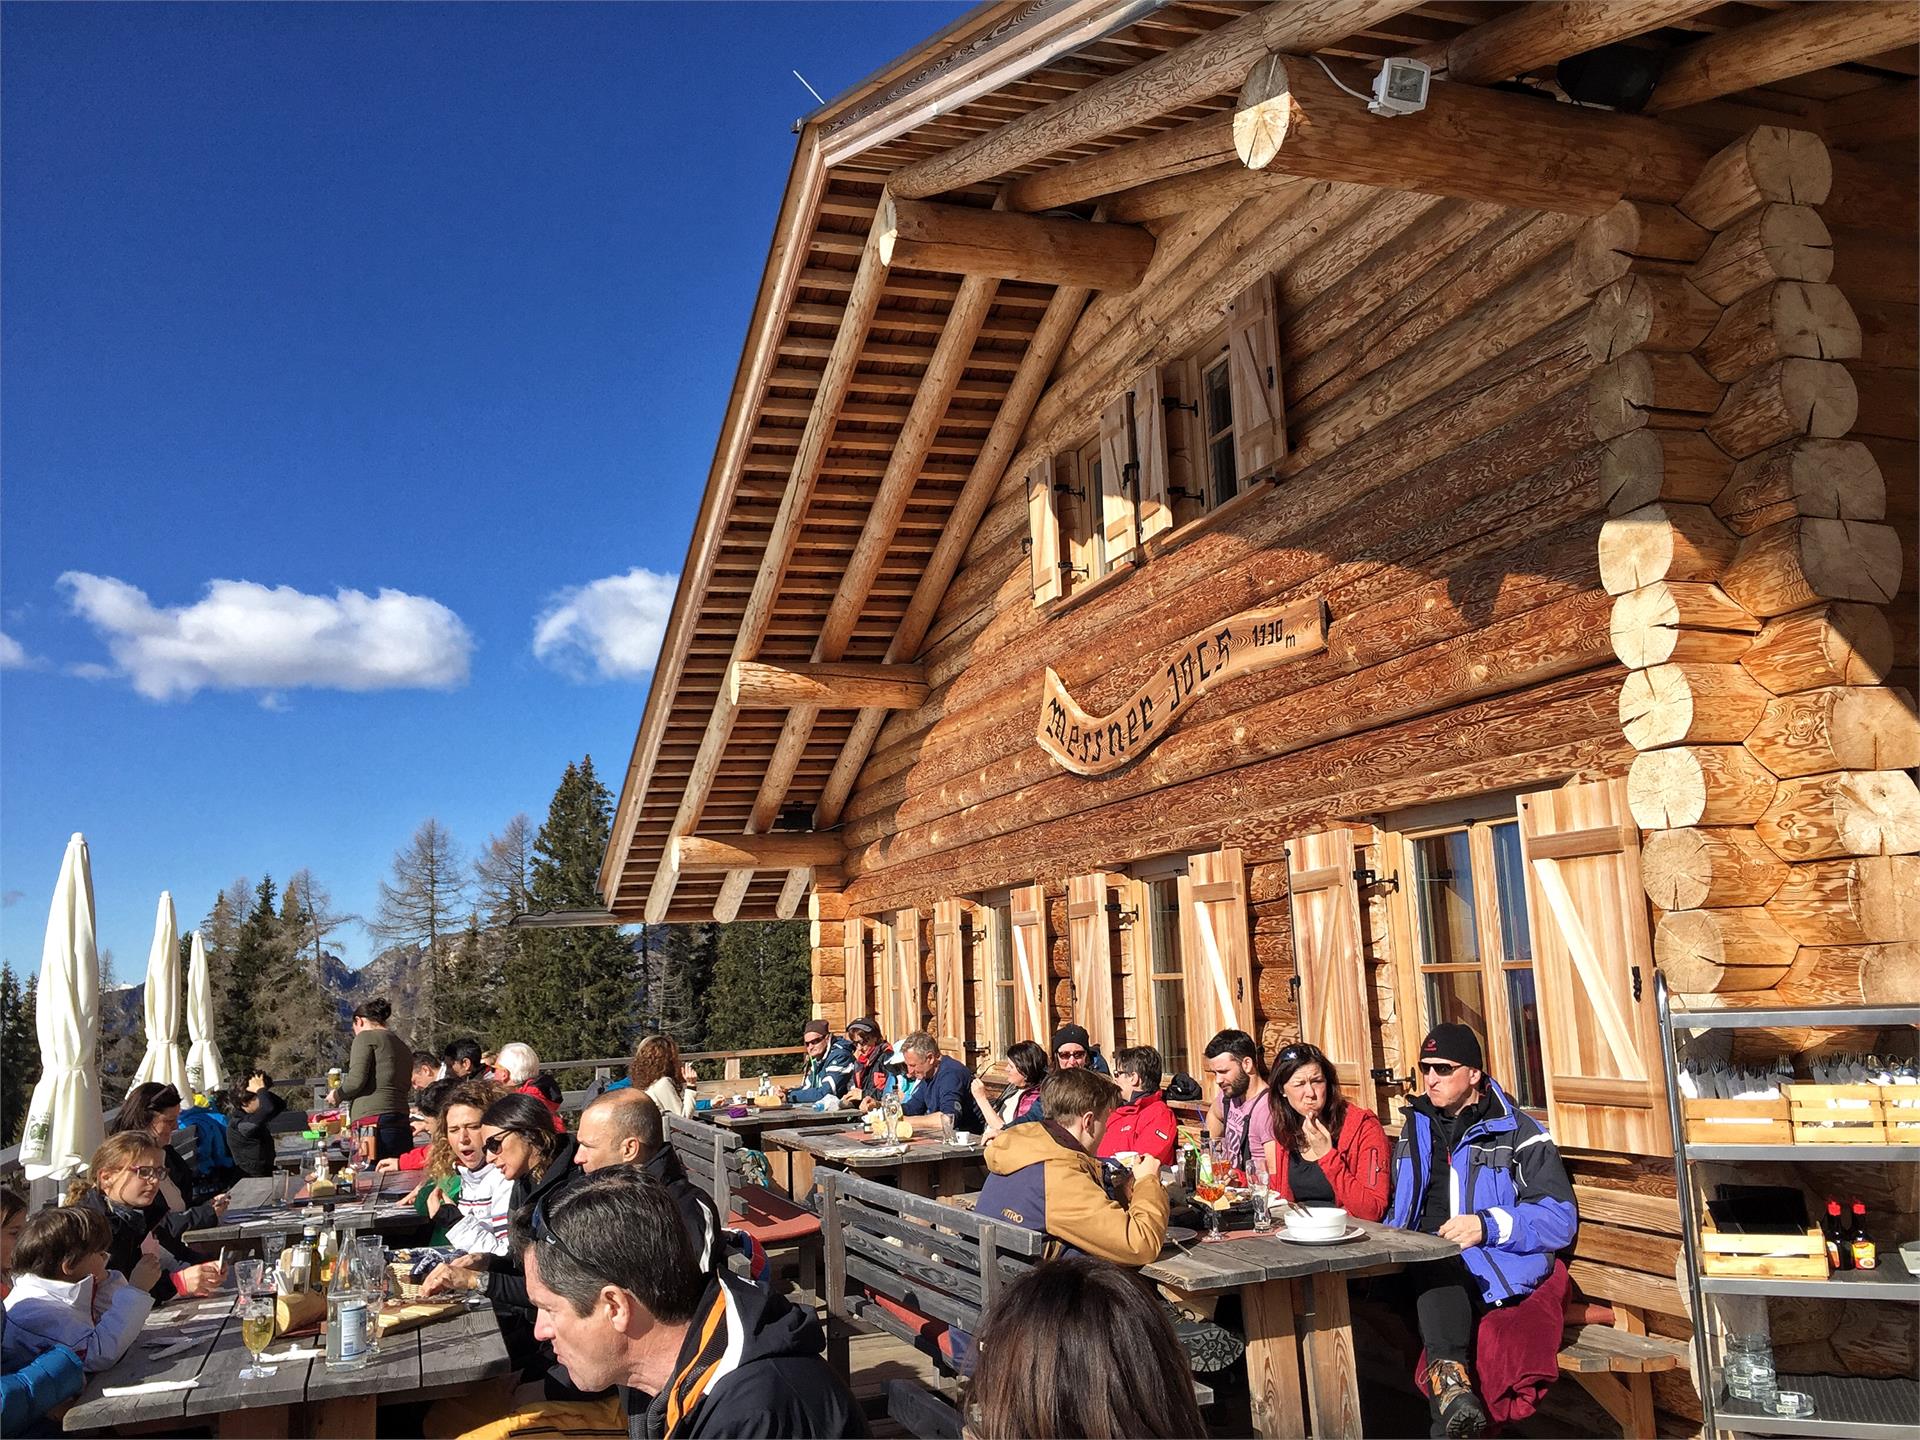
[184,930,225,1095]
[20,833,103,1182]
[130,891,190,1097]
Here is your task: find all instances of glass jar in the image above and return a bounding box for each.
[1724,1334,1775,1403]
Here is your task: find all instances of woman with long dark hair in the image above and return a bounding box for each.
[1261,1041,1390,1220]
[419,1092,576,1305]
[969,1256,1205,1439]
[970,1039,1048,1137]
[108,1082,231,1248]
[625,1034,699,1118]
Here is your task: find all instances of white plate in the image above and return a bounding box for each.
[1277,1224,1366,1245]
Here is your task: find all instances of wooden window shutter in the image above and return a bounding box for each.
[1009,884,1051,1043]
[1129,367,1173,545]
[1177,847,1255,1070]
[1517,779,1671,1158]
[885,909,925,1039]
[931,899,968,1056]
[1066,874,1118,1056]
[1026,455,1063,606]
[844,917,870,1024]
[1286,829,1377,1101]
[1227,274,1287,479]
[1097,396,1137,571]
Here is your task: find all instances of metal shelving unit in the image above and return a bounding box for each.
[1658,983,1920,1440]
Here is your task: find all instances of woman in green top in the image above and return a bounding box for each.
[329,996,414,1160]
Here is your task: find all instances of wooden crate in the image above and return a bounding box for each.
[1683,1096,1792,1145]
[1785,1083,1887,1143]
[1699,1225,1829,1280]
[1881,1091,1920,1143]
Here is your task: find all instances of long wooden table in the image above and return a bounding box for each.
[184,1174,425,1248]
[1144,1219,1459,1440]
[761,1124,987,1198]
[63,1290,508,1436]
[703,1106,847,1195]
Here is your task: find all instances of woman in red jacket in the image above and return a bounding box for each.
[1261,1041,1389,1220]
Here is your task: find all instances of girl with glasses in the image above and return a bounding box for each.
[65,1133,225,1301]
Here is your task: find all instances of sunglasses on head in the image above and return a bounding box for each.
[531,1195,596,1276]
[1275,1045,1316,1065]
[1418,1060,1464,1076]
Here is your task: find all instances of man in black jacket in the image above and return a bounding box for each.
[225,1074,287,1178]
[574,1091,726,1277]
[516,1170,864,1440]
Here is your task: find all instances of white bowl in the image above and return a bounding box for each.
[1284,1205,1349,1238]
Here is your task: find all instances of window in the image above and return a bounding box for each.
[1060,443,1099,596]
[1408,819,1547,1111]
[985,897,1017,1057]
[1143,878,1190,1079]
[1200,351,1238,507]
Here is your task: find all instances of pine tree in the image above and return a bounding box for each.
[438,914,500,1045]
[499,758,640,1065]
[0,964,39,1144]
[264,882,341,1083]
[215,877,281,1074]
[705,922,812,1059]
[653,923,716,1049]
[94,945,145,1102]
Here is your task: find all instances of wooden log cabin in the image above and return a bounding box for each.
[599,2,1918,1430]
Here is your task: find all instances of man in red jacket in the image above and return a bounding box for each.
[1095,1045,1180,1167]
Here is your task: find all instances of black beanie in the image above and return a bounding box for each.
[1420,1023,1484,1071]
[1051,1024,1092,1055]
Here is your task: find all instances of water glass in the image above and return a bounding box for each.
[939,1113,956,1144]
[1200,1205,1224,1243]
[1251,1184,1273,1233]
[233,1259,268,1301]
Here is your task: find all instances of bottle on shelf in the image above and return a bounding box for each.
[1847,1201,1877,1270]
[1821,1199,1851,1271]
[324,1223,372,1372]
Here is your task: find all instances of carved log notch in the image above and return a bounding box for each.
[1608,126,1920,1007]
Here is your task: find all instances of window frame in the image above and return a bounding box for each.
[1402,816,1548,1117]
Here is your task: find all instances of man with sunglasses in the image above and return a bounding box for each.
[518,1170,864,1439]
[1382,1023,1578,1438]
[778,1019,855,1106]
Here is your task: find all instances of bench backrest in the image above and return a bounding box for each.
[819,1168,1045,1354]
[664,1111,748,1215]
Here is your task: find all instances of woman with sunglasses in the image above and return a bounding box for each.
[420,1093,577,1308]
[1260,1042,1389,1221]
[65,1133,225,1301]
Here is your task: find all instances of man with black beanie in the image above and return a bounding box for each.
[1381,1023,1578,1438]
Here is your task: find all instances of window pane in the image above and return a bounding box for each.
[1425,968,1489,1039]
[1204,361,1232,435]
[1504,968,1548,1110]
[989,906,1013,986]
[1412,832,1479,967]
[1489,823,1532,964]
[1147,880,1188,1076]
[1209,437,1238,506]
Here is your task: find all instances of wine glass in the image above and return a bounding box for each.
[1200,1204,1224,1244]
[233,1258,268,1301]
[238,1297,278,1379]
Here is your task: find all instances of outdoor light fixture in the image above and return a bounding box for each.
[776,804,814,833]
[1368,57,1430,116]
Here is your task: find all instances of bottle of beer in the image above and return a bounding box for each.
[1821,1199,1850,1271]
[1847,1201,1877,1270]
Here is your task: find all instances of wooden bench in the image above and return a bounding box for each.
[666,1112,822,1293]
[818,1168,1046,1437]
[1558,1322,1691,1437]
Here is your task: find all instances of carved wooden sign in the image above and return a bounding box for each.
[1036,597,1329,776]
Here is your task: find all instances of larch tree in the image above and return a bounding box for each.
[370,819,468,1049]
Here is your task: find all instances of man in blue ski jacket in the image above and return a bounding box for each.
[781,1018,856,1106]
[1383,1023,1578,1438]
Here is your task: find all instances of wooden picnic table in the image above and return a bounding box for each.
[63,1288,508,1437]
[761,1124,988,1199]
[703,1106,850,1196]
[185,1174,427,1248]
[1144,1218,1459,1440]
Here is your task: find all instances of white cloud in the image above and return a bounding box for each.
[533,567,677,682]
[59,573,474,702]
[0,631,31,669]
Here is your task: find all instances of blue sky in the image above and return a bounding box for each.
[2,1,966,973]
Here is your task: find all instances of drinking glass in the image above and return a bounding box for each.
[238,1298,278,1379]
[939,1113,956,1144]
[1251,1183,1274,1233]
[260,1233,285,1273]
[1200,1205,1224,1243]
[233,1259,268,1301]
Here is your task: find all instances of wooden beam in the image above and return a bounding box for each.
[1004,55,1714,216]
[677,833,846,872]
[729,660,929,710]
[1419,0,1717,86]
[877,195,1154,291]
[1647,2,1920,115]
[886,0,1429,202]
[713,267,999,922]
[641,206,892,926]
